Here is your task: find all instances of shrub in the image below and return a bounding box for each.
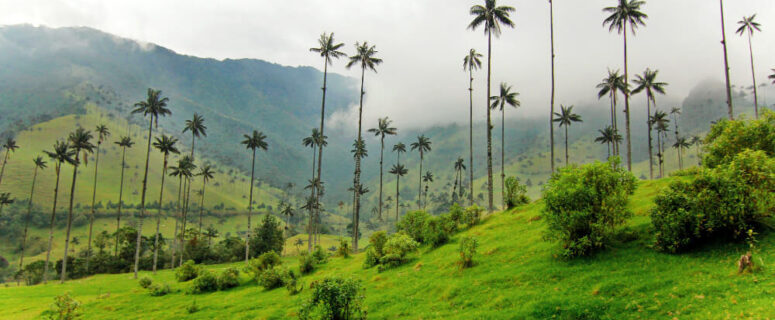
[447,203,465,225]
[245,251,282,282]
[541,159,637,258]
[461,205,483,227]
[190,271,218,294]
[42,293,81,320]
[312,245,328,264]
[703,111,775,168]
[298,251,315,275]
[298,277,366,320]
[363,248,380,269]
[248,214,285,258]
[438,213,459,235]
[651,150,775,253]
[257,266,286,290]
[504,176,530,209]
[375,232,419,272]
[284,269,303,295]
[422,216,450,247]
[175,260,199,282]
[458,236,478,269]
[186,300,199,314]
[336,239,350,258]
[138,276,152,289]
[148,283,171,297]
[368,231,388,257]
[397,210,431,243]
[217,267,240,290]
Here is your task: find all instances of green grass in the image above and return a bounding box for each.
[2,176,774,319]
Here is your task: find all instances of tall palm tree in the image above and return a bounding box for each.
[595,126,618,160]
[452,157,466,198]
[113,136,134,256]
[553,105,583,166]
[389,164,408,225]
[603,0,648,172]
[463,48,482,205]
[350,138,368,249]
[0,137,19,186]
[490,82,520,208]
[151,135,179,273]
[196,165,215,235]
[176,156,196,266]
[469,0,515,212]
[18,156,46,285]
[367,117,397,221]
[690,135,702,166]
[422,171,433,210]
[410,135,432,209]
[131,88,172,279]
[43,141,75,284]
[183,113,207,159]
[280,202,294,236]
[167,159,184,268]
[632,68,667,180]
[672,136,691,170]
[302,128,326,247]
[596,69,627,156]
[86,124,109,271]
[61,127,96,283]
[548,0,557,174]
[309,32,345,252]
[240,130,267,261]
[719,0,734,119]
[670,107,681,142]
[346,41,382,252]
[651,110,670,177]
[736,14,762,118]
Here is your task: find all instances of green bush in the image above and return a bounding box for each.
[368,231,388,257]
[148,283,171,297]
[504,176,530,209]
[652,150,775,253]
[541,159,637,258]
[336,239,350,258]
[186,300,199,314]
[703,111,775,168]
[245,251,282,282]
[458,236,478,269]
[422,216,450,247]
[298,277,366,320]
[190,270,218,294]
[461,205,483,227]
[42,293,81,320]
[248,214,285,258]
[175,260,199,282]
[138,276,152,289]
[312,245,328,264]
[284,269,303,295]
[217,267,240,290]
[397,210,431,243]
[363,248,380,269]
[438,213,459,235]
[447,203,464,225]
[375,232,420,272]
[298,251,315,275]
[257,266,287,290]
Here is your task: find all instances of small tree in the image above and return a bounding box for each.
[503,176,529,209]
[458,236,478,269]
[43,293,81,320]
[299,277,366,320]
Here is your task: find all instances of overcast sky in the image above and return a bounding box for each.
[1,0,774,130]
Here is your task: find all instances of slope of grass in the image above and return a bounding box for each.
[2,176,773,319]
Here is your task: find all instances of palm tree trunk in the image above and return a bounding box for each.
[18,165,39,286]
[378,136,384,221]
[606,142,611,160]
[549,0,556,174]
[611,92,619,156]
[623,23,632,171]
[696,144,701,166]
[486,29,494,212]
[468,66,475,205]
[61,152,82,283]
[501,106,505,209]
[86,142,101,272]
[353,65,366,253]
[417,154,423,209]
[198,181,206,237]
[180,177,191,266]
[647,98,654,179]
[152,154,168,274]
[133,117,154,279]
[245,148,256,263]
[43,164,61,284]
[115,147,127,256]
[313,58,330,252]
[170,175,182,268]
[307,147,316,251]
[0,150,10,187]
[564,126,569,165]
[395,175,400,227]
[720,0,734,119]
[747,32,759,118]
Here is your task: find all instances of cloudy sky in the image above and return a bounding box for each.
[1,0,773,129]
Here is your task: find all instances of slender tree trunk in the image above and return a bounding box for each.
[564,126,569,165]
[170,175,182,268]
[549,0,556,174]
[353,65,366,252]
[747,32,759,118]
[198,181,206,237]
[606,142,611,160]
[720,0,734,119]
[61,152,82,283]
[86,142,101,272]
[313,58,330,252]
[501,106,505,209]
[43,164,62,284]
[378,136,384,221]
[180,177,191,266]
[0,151,10,187]
[647,98,654,179]
[486,29,494,212]
[307,147,316,250]
[152,154,168,274]
[18,165,39,286]
[468,68,475,206]
[133,117,154,279]
[623,24,632,171]
[245,148,256,263]
[417,154,423,209]
[114,147,127,256]
[395,175,400,227]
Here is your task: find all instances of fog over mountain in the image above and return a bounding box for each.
[2,0,774,132]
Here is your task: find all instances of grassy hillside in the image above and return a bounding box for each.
[2,176,773,319]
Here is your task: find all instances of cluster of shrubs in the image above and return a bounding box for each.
[504,176,530,209]
[173,260,241,294]
[298,277,366,320]
[244,251,305,295]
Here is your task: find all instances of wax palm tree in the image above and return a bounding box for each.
[177,156,196,266]
[553,105,583,166]
[469,0,515,212]
[769,69,775,85]
[196,165,214,235]
[596,69,627,156]
[548,0,557,173]
[61,127,96,283]
[422,171,433,210]
[310,32,345,251]
[183,113,206,159]
[595,126,618,160]
[670,107,681,142]
[632,68,668,179]
[691,135,702,166]
[672,136,691,170]
[241,130,267,261]
[0,137,19,186]
[18,156,46,284]
[151,135,179,273]
[367,117,397,221]
[131,88,172,279]
[113,136,134,256]
[350,138,368,249]
[280,202,294,234]
[463,48,483,204]
[452,157,466,198]
[393,142,406,166]
[203,226,219,247]
[603,0,648,171]
[490,82,520,208]
[651,110,670,177]
[389,164,408,224]
[302,128,326,247]
[167,160,183,268]
[42,141,75,284]
[410,135,432,209]
[86,124,109,271]
[346,41,382,252]
[719,0,734,119]
[736,14,762,118]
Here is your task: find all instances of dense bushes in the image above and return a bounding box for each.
[299,252,315,275]
[257,267,287,290]
[378,233,420,272]
[336,239,350,258]
[175,260,199,282]
[703,111,775,168]
[541,159,637,258]
[245,251,282,282]
[299,277,366,320]
[248,215,285,258]
[396,211,431,243]
[217,267,240,290]
[504,176,530,209]
[651,150,775,252]
[190,270,219,293]
[138,276,152,289]
[148,283,171,296]
[41,293,81,320]
[458,236,478,269]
